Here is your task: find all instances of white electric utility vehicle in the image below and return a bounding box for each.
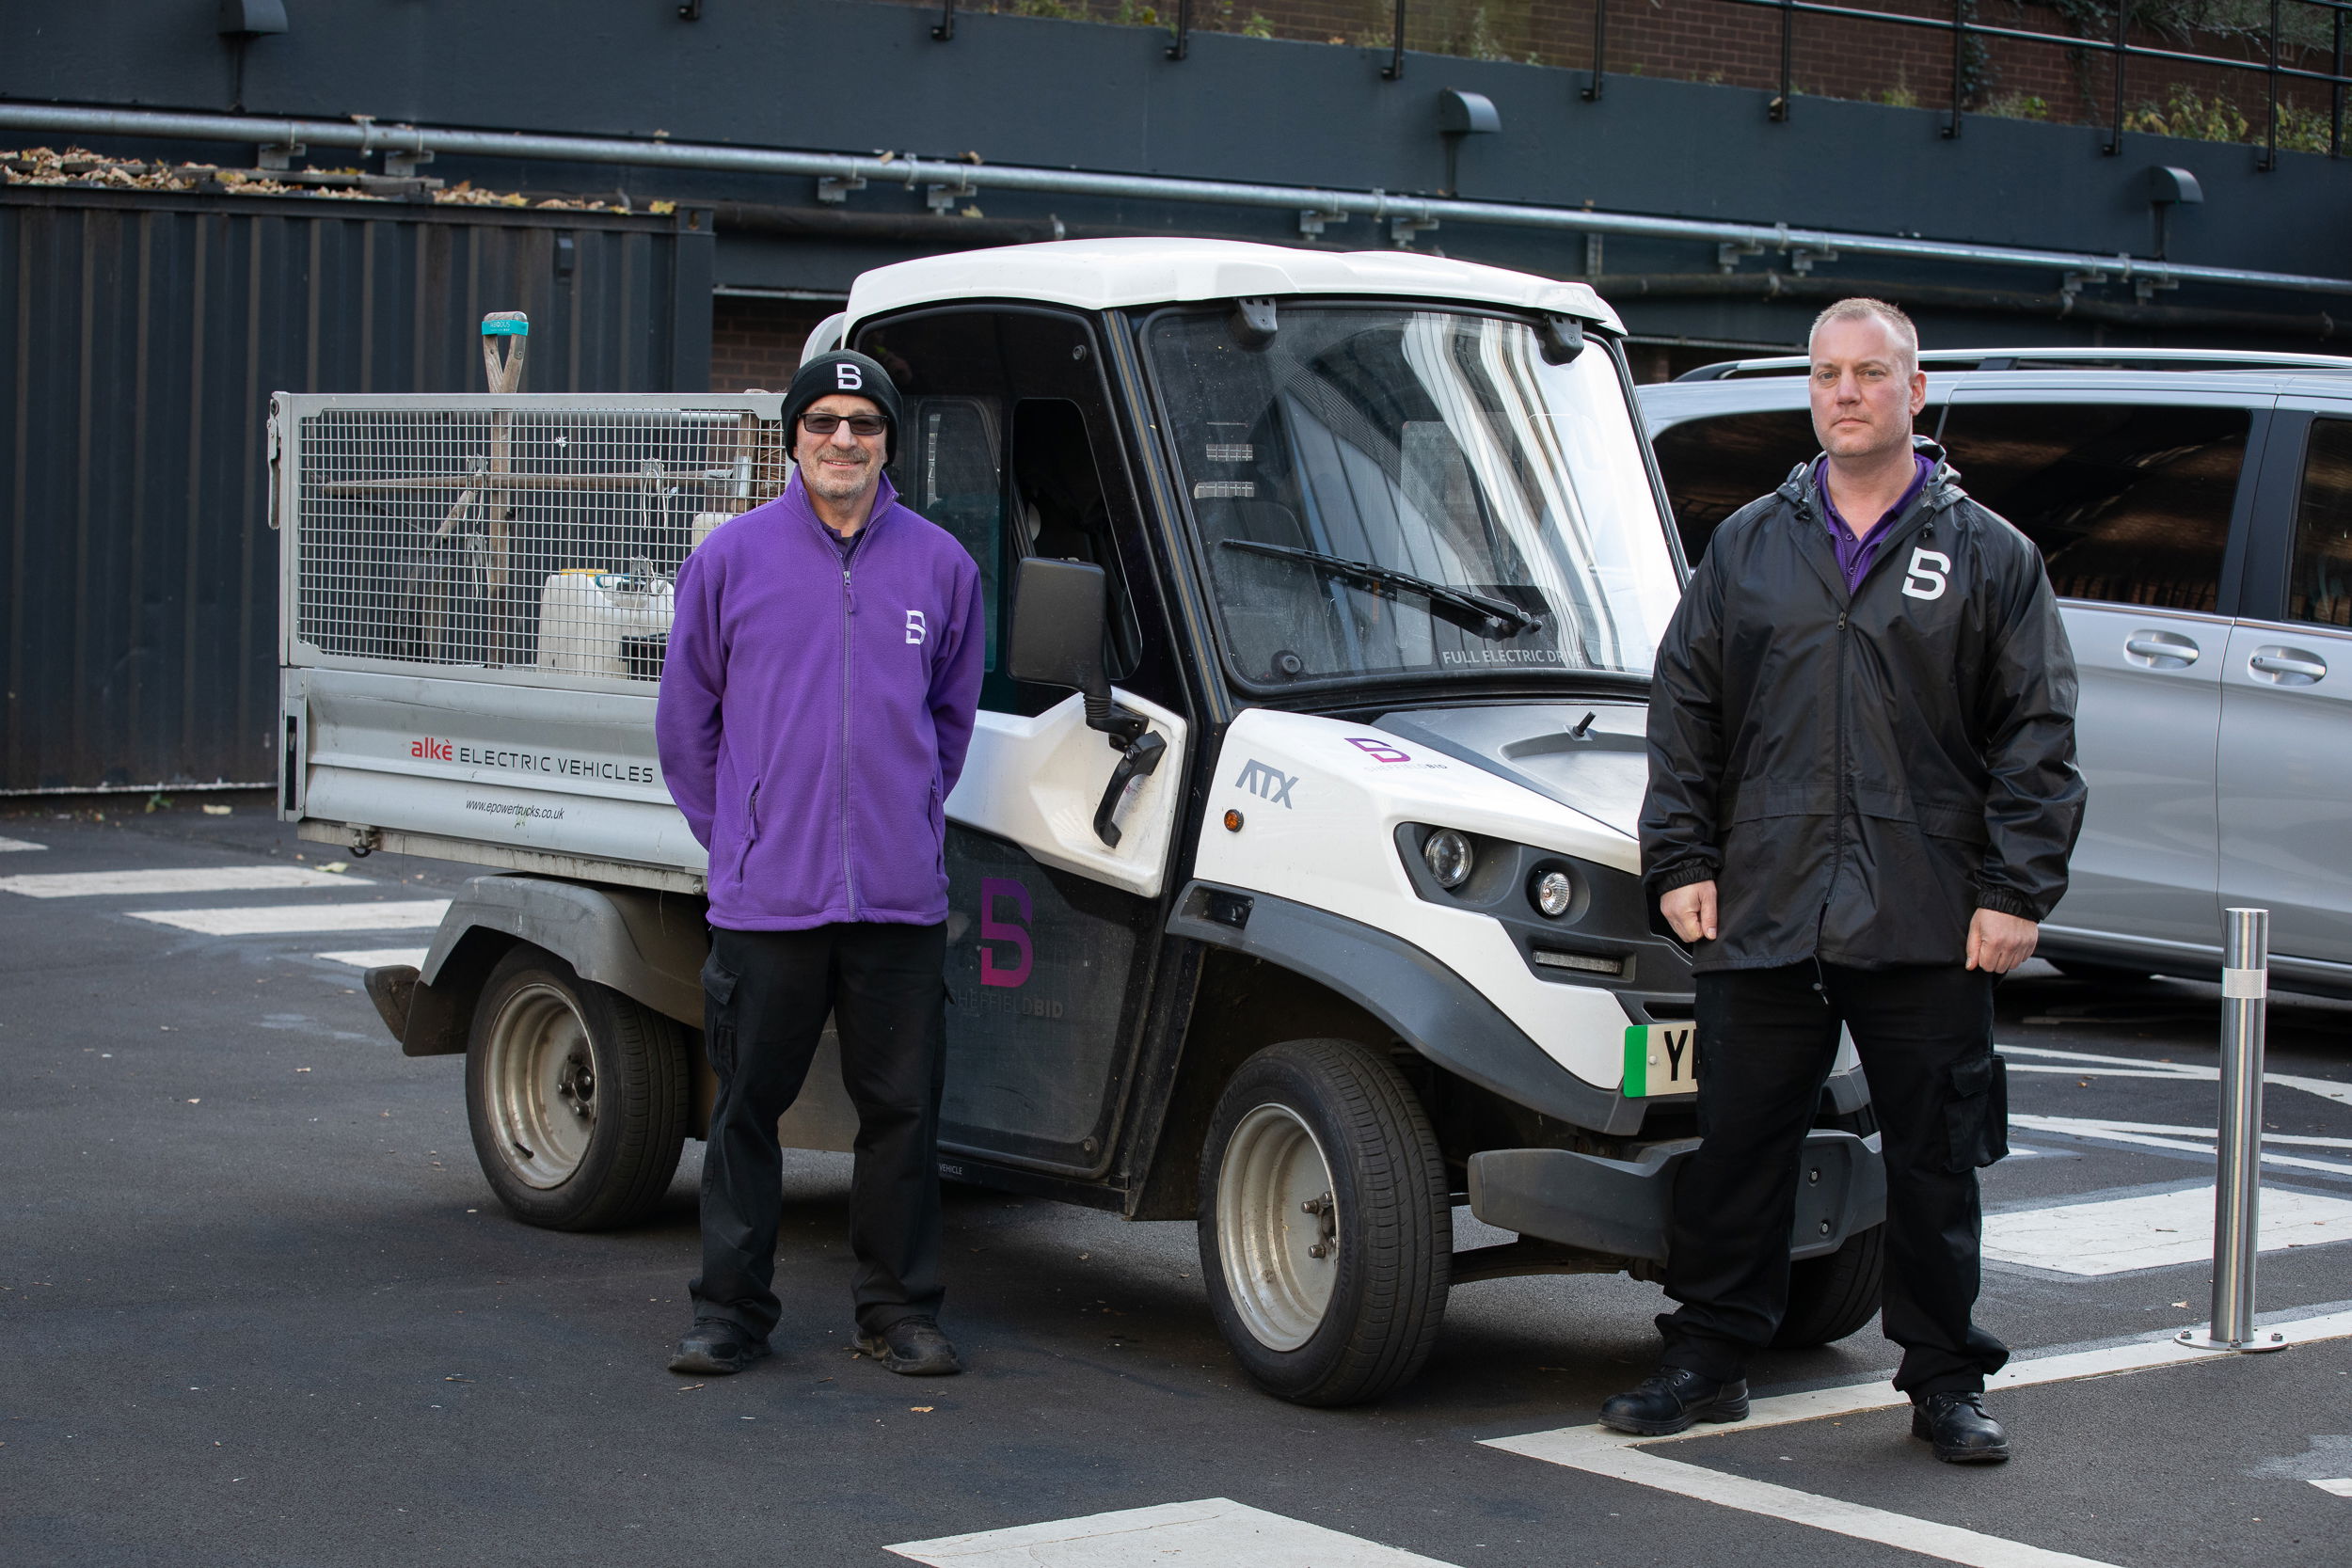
[277,239,1883,1405]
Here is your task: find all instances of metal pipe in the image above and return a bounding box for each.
[8,100,2352,298]
[2106,0,2129,156]
[2265,0,2283,172]
[2214,909,2269,1346]
[2333,7,2343,156]
[1168,0,1192,60]
[1944,0,1966,139]
[1384,0,1407,80]
[1773,0,1796,121]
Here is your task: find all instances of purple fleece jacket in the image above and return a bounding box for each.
[656,469,984,930]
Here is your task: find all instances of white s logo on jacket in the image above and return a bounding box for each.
[1902,547,1951,601]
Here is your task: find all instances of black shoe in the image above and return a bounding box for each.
[667,1319,771,1376]
[1912,1391,2010,1463]
[1597,1367,1751,1436]
[856,1315,963,1376]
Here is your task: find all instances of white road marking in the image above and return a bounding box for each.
[2004,1043,2352,1110]
[2311,1479,2352,1497]
[1486,1308,2352,1568]
[0,866,370,897]
[2008,1115,2352,1178]
[887,1498,1461,1566]
[130,900,449,935]
[314,948,430,969]
[0,836,46,851]
[1983,1184,2352,1274]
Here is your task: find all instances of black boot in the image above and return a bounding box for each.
[667,1319,772,1376]
[1911,1391,2010,1463]
[1598,1367,1751,1436]
[857,1315,963,1376]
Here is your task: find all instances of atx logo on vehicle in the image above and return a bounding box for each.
[1901,546,1951,602]
[409,737,453,761]
[1234,758,1297,807]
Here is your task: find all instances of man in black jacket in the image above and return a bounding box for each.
[1602,299,2083,1463]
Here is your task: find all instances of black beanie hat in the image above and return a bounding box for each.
[783,350,903,464]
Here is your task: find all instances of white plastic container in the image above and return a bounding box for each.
[534,570,676,678]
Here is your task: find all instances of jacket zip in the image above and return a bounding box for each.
[839,550,858,918]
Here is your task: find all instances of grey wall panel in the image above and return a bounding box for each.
[0,190,703,790]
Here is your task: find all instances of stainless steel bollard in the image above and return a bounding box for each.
[2179,908,2290,1354]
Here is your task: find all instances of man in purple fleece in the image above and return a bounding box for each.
[656,349,985,1379]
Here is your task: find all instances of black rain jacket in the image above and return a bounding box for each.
[1642,439,2086,973]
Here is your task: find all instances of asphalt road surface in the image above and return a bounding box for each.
[4,795,2348,1568]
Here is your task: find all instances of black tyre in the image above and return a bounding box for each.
[1772,1103,1884,1349]
[1197,1038,1450,1406]
[464,943,690,1231]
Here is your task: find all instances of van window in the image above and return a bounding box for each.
[2290,417,2352,628]
[903,396,1004,668]
[1935,403,2248,613]
[1648,409,1816,564]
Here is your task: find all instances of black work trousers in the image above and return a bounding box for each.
[691,921,948,1341]
[1659,961,2010,1398]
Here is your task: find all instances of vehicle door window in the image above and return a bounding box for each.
[859,309,1144,711]
[1647,408,1817,565]
[1934,403,2249,613]
[2288,417,2352,628]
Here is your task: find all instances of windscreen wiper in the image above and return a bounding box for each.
[1217,539,1539,641]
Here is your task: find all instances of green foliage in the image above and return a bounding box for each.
[1981,91,2051,119]
[2125,85,2339,153]
[1241,9,1273,35]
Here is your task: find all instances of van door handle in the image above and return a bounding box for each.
[2124,631,2200,667]
[2248,646,2328,684]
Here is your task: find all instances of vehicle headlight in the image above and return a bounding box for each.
[1422,829,1475,889]
[1530,867,1574,918]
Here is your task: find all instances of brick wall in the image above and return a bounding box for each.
[875,0,2341,139]
[711,293,843,393]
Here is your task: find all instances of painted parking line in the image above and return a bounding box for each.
[1983,1183,2352,1275]
[2009,1114,2352,1178]
[130,900,450,935]
[2312,1479,2352,1498]
[2004,1043,2352,1110]
[0,836,46,851]
[314,948,431,969]
[888,1497,1461,1567]
[1486,1307,2352,1568]
[0,865,371,897]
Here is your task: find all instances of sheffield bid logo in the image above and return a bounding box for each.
[979,878,1031,989]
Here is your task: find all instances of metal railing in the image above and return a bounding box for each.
[934,0,2352,164]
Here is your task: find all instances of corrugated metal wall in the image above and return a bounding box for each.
[0,188,713,791]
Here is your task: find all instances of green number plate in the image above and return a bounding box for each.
[1623,1022,1699,1098]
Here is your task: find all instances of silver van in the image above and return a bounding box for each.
[1638,349,2352,999]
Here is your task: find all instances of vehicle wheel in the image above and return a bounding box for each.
[2051,958,2153,985]
[1772,1104,1884,1349]
[1197,1038,1450,1406]
[464,943,689,1231]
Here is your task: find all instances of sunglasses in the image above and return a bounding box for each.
[800,412,888,437]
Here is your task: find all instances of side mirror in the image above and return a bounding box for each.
[1007,556,1110,709]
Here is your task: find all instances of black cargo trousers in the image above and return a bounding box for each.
[1659,960,2011,1398]
[691,922,949,1342]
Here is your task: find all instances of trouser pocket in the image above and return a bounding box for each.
[1943,1052,2010,1171]
[701,950,740,1081]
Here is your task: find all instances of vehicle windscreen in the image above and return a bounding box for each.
[1146,305,1680,691]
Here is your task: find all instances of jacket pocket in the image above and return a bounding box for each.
[1943,1052,2010,1171]
[700,951,740,1080]
[731,782,761,884]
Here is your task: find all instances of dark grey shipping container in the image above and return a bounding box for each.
[0,186,714,791]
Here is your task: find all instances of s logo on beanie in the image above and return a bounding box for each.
[834,361,864,391]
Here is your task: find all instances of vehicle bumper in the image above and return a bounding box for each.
[1467,1130,1886,1264]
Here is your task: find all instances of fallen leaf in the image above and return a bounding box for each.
[201,804,232,816]
[320,861,350,874]
[2172,1301,2191,1308]
[185,1098,200,1104]
[676,1384,705,1392]
[910,1406,933,1413]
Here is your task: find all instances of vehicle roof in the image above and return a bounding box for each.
[842,238,1625,332]
[1675,345,2352,380]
